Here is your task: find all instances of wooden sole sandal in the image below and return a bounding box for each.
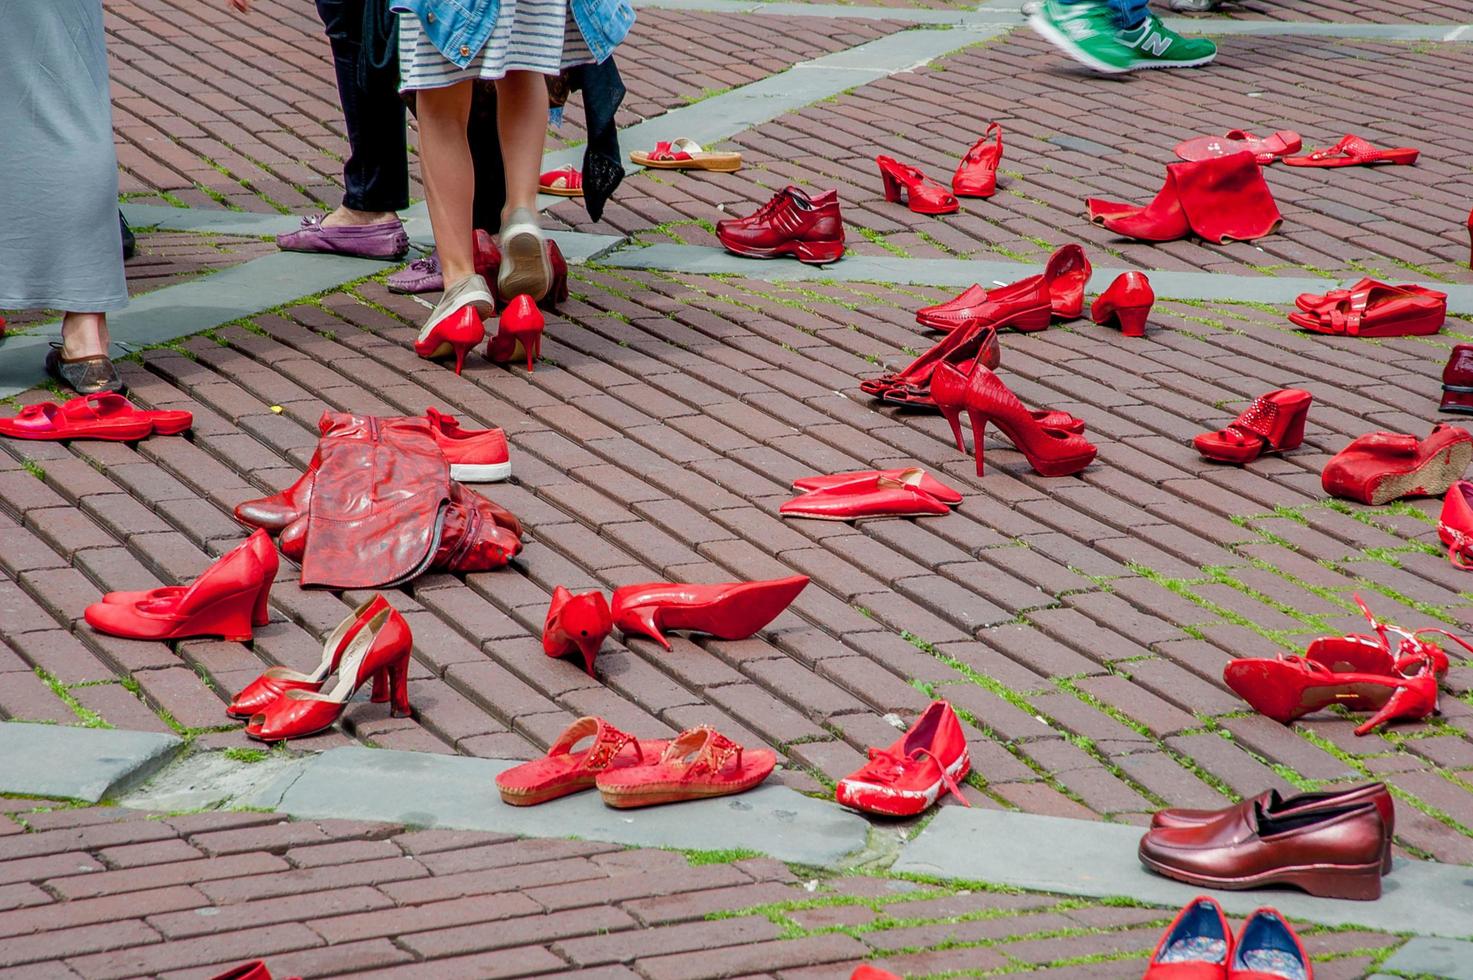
[629,138,743,173]
[595,726,775,809]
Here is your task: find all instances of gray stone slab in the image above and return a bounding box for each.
[275,746,870,866]
[1380,938,1473,979]
[894,807,1473,940]
[122,203,303,238]
[1048,135,1115,158]
[0,722,182,803]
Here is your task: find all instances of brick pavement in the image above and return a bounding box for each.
[0,801,1408,978]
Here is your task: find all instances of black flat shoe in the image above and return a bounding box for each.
[46,344,124,395]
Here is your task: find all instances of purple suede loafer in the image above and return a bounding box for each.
[387,254,444,294]
[276,215,409,260]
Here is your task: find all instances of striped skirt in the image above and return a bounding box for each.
[398,0,594,91]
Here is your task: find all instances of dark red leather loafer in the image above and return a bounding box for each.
[1442,344,1473,414]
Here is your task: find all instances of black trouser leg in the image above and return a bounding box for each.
[316,0,409,213]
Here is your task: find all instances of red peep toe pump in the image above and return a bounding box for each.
[610,575,809,650]
[246,605,413,742]
[876,155,958,215]
[485,294,545,371]
[1090,271,1154,337]
[930,360,1096,477]
[1193,389,1312,464]
[543,587,612,675]
[952,122,1002,198]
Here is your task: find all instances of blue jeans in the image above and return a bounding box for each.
[1063,0,1150,29]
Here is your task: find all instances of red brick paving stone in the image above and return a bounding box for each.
[148,886,393,940]
[0,920,165,970]
[637,935,872,980]
[65,922,324,980]
[555,915,783,967]
[308,891,541,945]
[622,882,808,926]
[194,855,430,904]
[399,905,638,959]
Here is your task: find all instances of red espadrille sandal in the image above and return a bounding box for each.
[595,726,775,809]
[495,717,667,806]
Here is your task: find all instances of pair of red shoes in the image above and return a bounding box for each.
[874,123,1003,214]
[932,364,1096,478]
[1088,150,1282,244]
[1195,389,1312,464]
[415,292,545,376]
[0,392,191,442]
[543,575,810,674]
[835,700,971,816]
[495,716,775,809]
[228,594,414,742]
[716,186,845,265]
[1142,899,1312,977]
[779,467,961,520]
[1290,278,1447,337]
[84,530,278,642]
[1322,424,1472,506]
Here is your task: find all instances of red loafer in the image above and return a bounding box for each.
[877,155,958,215]
[915,243,1091,331]
[835,700,970,816]
[1194,389,1311,464]
[716,186,845,264]
[952,122,1002,198]
[1090,271,1154,337]
[1322,425,1472,505]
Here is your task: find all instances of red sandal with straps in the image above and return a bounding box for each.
[1288,280,1446,337]
[953,122,1002,198]
[595,726,775,808]
[496,716,668,806]
[1193,389,1312,464]
[1283,133,1419,168]
[1306,593,1462,681]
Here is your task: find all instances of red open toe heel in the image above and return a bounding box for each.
[1193,389,1312,464]
[877,155,959,215]
[486,295,545,371]
[952,122,1002,198]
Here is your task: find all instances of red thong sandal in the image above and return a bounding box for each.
[65,392,193,436]
[595,726,775,809]
[495,716,667,807]
[629,138,743,173]
[1174,129,1301,165]
[1284,134,1419,168]
[539,164,584,198]
[0,400,153,441]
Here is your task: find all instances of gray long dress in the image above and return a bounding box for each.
[0,0,127,312]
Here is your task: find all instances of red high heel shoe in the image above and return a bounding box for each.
[1088,151,1282,244]
[952,123,1001,198]
[1223,652,1440,735]
[930,361,1096,477]
[227,595,391,718]
[210,962,299,980]
[1193,389,1312,464]
[485,295,544,371]
[245,606,413,742]
[876,155,958,215]
[1440,480,1473,568]
[1306,594,1460,681]
[414,273,494,375]
[103,530,278,629]
[611,575,809,650]
[543,587,612,675]
[1090,271,1154,337]
[84,529,278,642]
[914,245,1091,332]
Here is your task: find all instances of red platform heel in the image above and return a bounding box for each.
[610,575,809,650]
[245,606,413,742]
[1090,271,1154,337]
[930,361,1096,477]
[103,531,279,628]
[876,155,959,215]
[1193,389,1312,464]
[1223,652,1440,735]
[486,295,545,371]
[543,586,612,675]
[952,122,1002,198]
[84,529,278,642]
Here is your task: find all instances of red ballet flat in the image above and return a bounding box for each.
[543,586,612,675]
[952,122,1002,198]
[1284,134,1419,168]
[595,726,775,808]
[1287,280,1446,337]
[495,716,667,806]
[1090,271,1154,337]
[1223,652,1440,735]
[485,294,545,371]
[1321,425,1473,506]
[877,155,958,215]
[1142,896,1231,980]
[1193,389,1312,464]
[611,575,808,650]
[793,468,961,504]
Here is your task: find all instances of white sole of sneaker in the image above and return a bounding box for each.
[498,222,552,302]
[450,460,512,483]
[1122,55,1217,70]
[1026,11,1129,74]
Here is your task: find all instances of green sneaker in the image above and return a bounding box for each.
[1118,13,1218,69]
[1026,0,1135,74]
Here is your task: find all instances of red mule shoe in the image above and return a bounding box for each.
[914,243,1091,332]
[835,700,971,816]
[1193,389,1312,464]
[1089,151,1281,244]
[496,716,668,806]
[1090,271,1154,337]
[877,155,959,215]
[1305,594,1459,682]
[104,530,279,631]
[84,529,278,642]
[953,122,1002,198]
[1142,897,1232,980]
[543,587,612,675]
[1284,133,1419,168]
[794,468,961,504]
[414,274,493,375]
[485,295,545,371]
[930,360,1096,477]
[1321,425,1473,505]
[610,575,808,650]
[1287,280,1446,337]
[246,606,413,742]
[595,726,776,808]
[1223,652,1440,735]
[226,595,390,718]
[716,186,845,264]
[57,393,192,436]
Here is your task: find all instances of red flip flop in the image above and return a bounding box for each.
[595,726,775,808]
[495,716,668,806]
[0,401,153,441]
[1284,134,1419,168]
[1175,129,1301,165]
[64,393,193,436]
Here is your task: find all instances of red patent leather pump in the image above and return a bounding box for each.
[1193,389,1311,464]
[485,295,545,371]
[543,586,612,675]
[611,575,809,650]
[246,606,413,742]
[84,529,278,642]
[952,122,1001,198]
[227,595,391,718]
[1223,651,1440,735]
[1090,271,1154,337]
[104,530,278,629]
[930,361,1096,477]
[876,155,958,215]
[414,306,485,376]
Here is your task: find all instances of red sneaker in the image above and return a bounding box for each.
[716,186,845,264]
[835,700,970,816]
[424,407,510,482]
[1322,425,1473,505]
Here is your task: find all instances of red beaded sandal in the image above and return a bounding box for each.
[495,716,667,806]
[595,726,775,808]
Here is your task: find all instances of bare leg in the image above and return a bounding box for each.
[494,70,549,224]
[61,312,110,359]
[415,81,477,283]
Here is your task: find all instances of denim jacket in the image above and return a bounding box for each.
[391,0,634,68]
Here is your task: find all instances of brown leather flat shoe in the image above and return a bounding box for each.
[45,344,123,395]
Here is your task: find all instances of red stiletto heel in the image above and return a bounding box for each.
[486,295,545,372]
[930,361,1096,478]
[610,575,809,650]
[1090,271,1154,338]
[875,155,959,215]
[543,586,612,675]
[415,306,484,375]
[1193,389,1312,464]
[1223,652,1440,735]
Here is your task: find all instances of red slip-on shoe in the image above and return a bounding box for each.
[1440,344,1473,415]
[1287,280,1446,337]
[0,400,153,442]
[1174,129,1302,165]
[717,186,845,265]
[1321,425,1473,505]
[424,407,510,482]
[780,471,953,521]
[1142,896,1232,980]
[877,155,958,215]
[1284,133,1418,168]
[953,122,1002,198]
[835,700,971,817]
[595,726,775,808]
[1222,653,1438,735]
[105,532,280,631]
[496,716,668,806]
[1229,910,1312,980]
[610,575,808,650]
[485,294,544,372]
[227,595,390,718]
[930,361,1096,478]
[1193,389,1312,465]
[860,321,1000,401]
[794,468,962,504]
[1090,271,1154,337]
[914,243,1090,331]
[543,586,612,676]
[1439,480,1473,568]
[63,393,192,436]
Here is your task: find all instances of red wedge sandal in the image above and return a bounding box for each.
[1193,389,1312,464]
